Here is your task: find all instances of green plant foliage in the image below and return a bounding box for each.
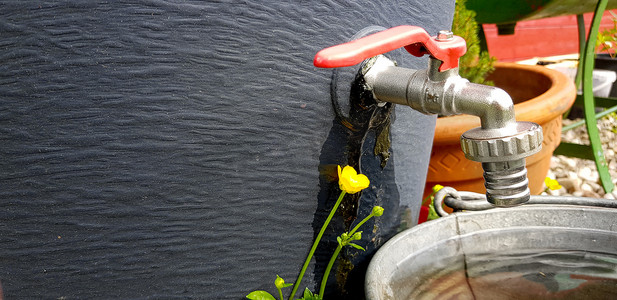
[427,201,440,220]
[610,112,617,133]
[246,166,383,299]
[247,291,277,300]
[298,288,322,300]
[452,0,496,85]
[421,185,444,221]
[597,11,617,58]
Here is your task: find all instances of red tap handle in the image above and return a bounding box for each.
[314,25,466,72]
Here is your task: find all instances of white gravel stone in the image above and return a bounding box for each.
[587,181,602,192]
[579,167,598,182]
[549,114,617,199]
[581,183,594,192]
[558,178,581,193]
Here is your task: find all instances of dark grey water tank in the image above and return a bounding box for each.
[0,1,454,299]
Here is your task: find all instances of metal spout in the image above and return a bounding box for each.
[363,56,542,206]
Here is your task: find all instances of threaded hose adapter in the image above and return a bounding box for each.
[460,121,543,206]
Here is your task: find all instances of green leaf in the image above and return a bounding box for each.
[246,290,276,300]
[427,203,440,220]
[298,288,322,300]
[336,236,342,246]
[347,243,366,251]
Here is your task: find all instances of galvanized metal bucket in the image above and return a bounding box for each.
[365,205,617,299]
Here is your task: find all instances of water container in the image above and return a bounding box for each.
[366,205,617,299]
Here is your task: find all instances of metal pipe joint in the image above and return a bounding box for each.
[363,55,543,206]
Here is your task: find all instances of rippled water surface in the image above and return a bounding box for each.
[411,250,617,300]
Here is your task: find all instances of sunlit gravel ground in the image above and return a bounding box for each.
[546,113,617,199]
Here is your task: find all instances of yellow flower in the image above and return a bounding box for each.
[544,177,562,190]
[337,165,370,194]
[432,184,444,193]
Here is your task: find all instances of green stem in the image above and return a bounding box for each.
[319,244,343,298]
[421,191,436,206]
[317,212,376,298]
[278,287,284,300]
[348,212,375,237]
[289,191,346,300]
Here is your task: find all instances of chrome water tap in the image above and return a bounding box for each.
[314,26,542,207]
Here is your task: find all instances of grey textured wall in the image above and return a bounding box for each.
[0,1,454,299]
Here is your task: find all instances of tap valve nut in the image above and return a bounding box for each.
[460,122,543,163]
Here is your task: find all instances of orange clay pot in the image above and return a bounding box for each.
[424,62,576,202]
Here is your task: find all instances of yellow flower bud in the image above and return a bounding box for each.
[432,184,444,193]
[372,206,384,217]
[275,275,285,289]
[337,165,370,194]
[352,232,362,241]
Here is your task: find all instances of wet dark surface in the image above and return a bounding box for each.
[0,1,452,298]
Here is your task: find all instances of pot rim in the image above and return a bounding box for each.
[433,62,576,145]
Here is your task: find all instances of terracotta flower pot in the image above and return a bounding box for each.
[424,62,576,202]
